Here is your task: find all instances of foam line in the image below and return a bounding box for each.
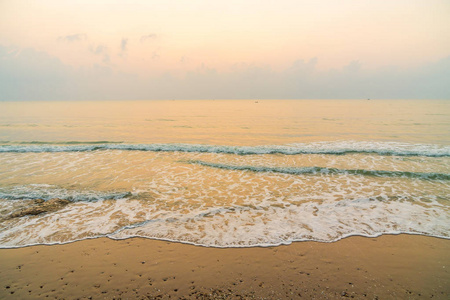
[188,160,450,180]
[0,142,449,157]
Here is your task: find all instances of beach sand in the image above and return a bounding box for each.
[0,234,449,299]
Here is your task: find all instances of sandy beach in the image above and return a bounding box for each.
[0,234,448,299]
[2,1,450,298]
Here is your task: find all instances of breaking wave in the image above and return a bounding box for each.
[188,160,450,181]
[0,141,449,157]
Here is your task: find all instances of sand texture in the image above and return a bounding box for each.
[0,234,449,299]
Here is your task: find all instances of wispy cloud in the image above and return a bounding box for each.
[140,34,157,42]
[152,51,160,60]
[119,38,129,58]
[57,34,87,42]
[89,45,106,55]
[180,56,188,64]
[88,44,110,63]
[120,38,128,52]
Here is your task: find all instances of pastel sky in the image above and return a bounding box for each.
[0,0,449,100]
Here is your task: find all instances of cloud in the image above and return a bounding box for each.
[179,56,188,64]
[120,38,128,52]
[119,38,129,58]
[0,45,72,100]
[88,45,110,63]
[151,51,160,60]
[89,45,106,55]
[140,34,157,42]
[1,44,449,101]
[57,34,86,42]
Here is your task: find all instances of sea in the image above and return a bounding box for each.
[0,99,449,248]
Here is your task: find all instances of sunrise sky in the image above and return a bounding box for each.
[1,0,449,100]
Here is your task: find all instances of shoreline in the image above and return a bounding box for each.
[1,231,449,250]
[1,234,449,299]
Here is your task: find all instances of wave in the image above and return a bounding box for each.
[0,141,123,145]
[0,141,449,157]
[0,184,131,202]
[188,160,450,181]
[1,195,448,248]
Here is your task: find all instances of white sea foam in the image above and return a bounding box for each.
[0,141,449,157]
[187,160,450,180]
[0,160,448,247]
[0,193,448,248]
[0,141,448,248]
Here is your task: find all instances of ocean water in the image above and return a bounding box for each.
[0,99,449,248]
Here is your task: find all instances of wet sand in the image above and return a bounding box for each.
[0,234,449,299]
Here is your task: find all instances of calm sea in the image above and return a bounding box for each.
[0,99,449,247]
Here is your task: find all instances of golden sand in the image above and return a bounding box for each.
[0,234,449,299]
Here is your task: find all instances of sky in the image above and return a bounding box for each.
[0,0,449,100]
